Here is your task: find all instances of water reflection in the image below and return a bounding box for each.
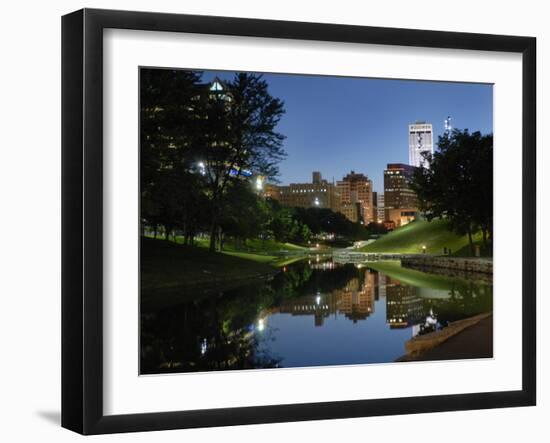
[141,259,493,374]
[277,274,375,326]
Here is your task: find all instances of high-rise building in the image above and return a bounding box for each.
[377,193,385,223]
[384,163,418,227]
[273,172,340,212]
[263,183,281,200]
[372,191,378,224]
[337,171,374,224]
[312,171,322,184]
[408,121,433,168]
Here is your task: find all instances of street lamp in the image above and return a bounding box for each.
[314,197,320,206]
[255,176,263,191]
[197,161,206,176]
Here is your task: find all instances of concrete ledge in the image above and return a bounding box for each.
[401,256,493,275]
[404,312,492,356]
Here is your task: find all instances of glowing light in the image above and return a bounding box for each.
[257,318,265,332]
[200,338,207,355]
[197,161,206,176]
[255,176,263,191]
[314,197,320,206]
[210,80,223,91]
[316,295,321,305]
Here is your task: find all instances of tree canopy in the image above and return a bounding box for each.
[410,129,493,254]
[140,69,374,250]
[140,70,287,250]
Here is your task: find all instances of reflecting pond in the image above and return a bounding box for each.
[140,258,492,374]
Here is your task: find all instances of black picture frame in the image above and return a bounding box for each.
[62,8,536,435]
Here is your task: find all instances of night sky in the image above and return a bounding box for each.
[202,70,493,193]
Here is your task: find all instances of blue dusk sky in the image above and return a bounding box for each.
[202,70,493,193]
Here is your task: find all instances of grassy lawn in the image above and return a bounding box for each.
[366,260,463,290]
[359,219,485,256]
[157,234,306,255]
[141,237,278,295]
[221,251,278,263]
[145,234,309,265]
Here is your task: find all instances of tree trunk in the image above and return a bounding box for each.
[164,226,171,241]
[467,227,474,256]
[217,226,223,251]
[209,220,218,252]
[482,228,488,248]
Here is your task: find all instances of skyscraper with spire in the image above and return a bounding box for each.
[408,121,433,168]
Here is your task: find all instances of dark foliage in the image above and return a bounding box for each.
[410,129,493,254]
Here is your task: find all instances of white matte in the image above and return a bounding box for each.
[103,28,523,416]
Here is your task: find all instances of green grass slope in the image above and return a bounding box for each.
[141,237,277,295]
[359,219,482,255]
[179,236,306,254]
[366,260,462,290]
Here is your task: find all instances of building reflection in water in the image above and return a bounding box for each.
[271,269,429,334]
[276,270,376,326]
[142,259,493,373]
[385,277,425,331]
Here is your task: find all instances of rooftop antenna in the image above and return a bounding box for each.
[444,115,453,135]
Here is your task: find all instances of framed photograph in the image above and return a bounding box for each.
[62,8,536,435]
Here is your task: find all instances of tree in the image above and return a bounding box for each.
[218,181,269,249]
[140,68,206,241]
[199,73,286,251]
[366,222,388,235]
[411,129,493,254]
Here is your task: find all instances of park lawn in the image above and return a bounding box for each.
[359,219,483,255]
[271,255,308,267]
[366,260,463,290]
[221,250,278,263]
[146,234,308,267]
[222,251,307,267]
[227,238,306,253]
[141,237,278,297]
[169,235,306,255]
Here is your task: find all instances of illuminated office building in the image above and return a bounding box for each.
[270,171,340,212]
[384,163,418,227]
[408,121,433,168]
[337,171,374,224]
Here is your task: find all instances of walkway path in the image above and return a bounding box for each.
[409,315,493,361]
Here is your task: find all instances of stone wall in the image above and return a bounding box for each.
[401,256,493,275]
[400,312,492,358]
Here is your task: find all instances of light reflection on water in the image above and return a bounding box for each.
[140,259,492,374]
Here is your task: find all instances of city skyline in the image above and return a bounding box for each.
[140,67,495,374]
[203,70,493,193]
